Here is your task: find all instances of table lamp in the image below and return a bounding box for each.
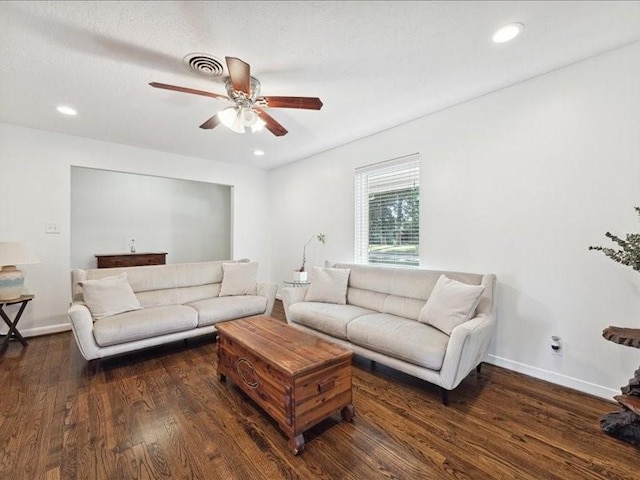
[0,242,40,301]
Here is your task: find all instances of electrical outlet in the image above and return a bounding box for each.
[551,335,563,356]
[45,222,61,234]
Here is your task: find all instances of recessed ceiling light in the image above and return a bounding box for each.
[492,23,524,43]
[253,149,265,156]
[56,105,77,116]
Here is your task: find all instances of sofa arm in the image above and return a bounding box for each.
[68,303,101,361]
[439,313,496,390]
[258,282,278,316]
[281,286,309,324]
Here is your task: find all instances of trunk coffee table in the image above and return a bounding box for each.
[216,315,355,454]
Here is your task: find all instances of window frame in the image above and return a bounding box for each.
[354,153,420,267]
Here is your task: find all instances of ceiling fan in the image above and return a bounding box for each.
[150,56,323,137]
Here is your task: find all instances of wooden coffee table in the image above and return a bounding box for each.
[216,315,355,454]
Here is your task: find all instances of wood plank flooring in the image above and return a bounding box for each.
[1,300,638,479]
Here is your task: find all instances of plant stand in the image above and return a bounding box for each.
[601,326,640,445]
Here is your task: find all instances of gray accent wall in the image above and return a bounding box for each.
[71,166,231,269]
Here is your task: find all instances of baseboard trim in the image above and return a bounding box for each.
[487,354,618,401]
[19,323,71,338]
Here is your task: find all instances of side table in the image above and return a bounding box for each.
[600,326,640,445]
[0,294,34,354]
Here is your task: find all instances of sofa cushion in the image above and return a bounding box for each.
[93,305,198,347]
[289,302,375,339]
[136,284,221,308]
[187,296,267,327]
[79,273,142,320]
[347,313,450,370]
[332,262,484,298]
[328,262,485,320]
[305,267,350,304]
[220,262,258,296]
[418,275,485,335]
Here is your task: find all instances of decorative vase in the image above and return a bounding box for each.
[0,265,24,301]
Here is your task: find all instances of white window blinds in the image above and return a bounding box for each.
[355,154,420,267]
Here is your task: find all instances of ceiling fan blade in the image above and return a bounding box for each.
[199,114,220,130]
[225,57,251,95]
[259,96,323,110]
[255,108,288,137]
[149,82,228,100]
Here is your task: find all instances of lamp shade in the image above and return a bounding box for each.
[0,242,39,300]
[0,242,40,267]
[251,117,266,133]
[218,106,265,134]
[218,107,245,134]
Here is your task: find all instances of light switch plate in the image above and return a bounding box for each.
[45,222,61,234]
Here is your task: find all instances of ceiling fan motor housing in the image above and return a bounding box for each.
[224,77,262,129]
[226,77,261,103]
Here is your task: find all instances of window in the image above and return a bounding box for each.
[355,154,420,267]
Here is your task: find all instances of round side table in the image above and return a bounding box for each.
[283,280,311,288]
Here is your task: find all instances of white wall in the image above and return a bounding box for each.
[0,124,271,336]
[70,167,232,269]
[269,41,640,399]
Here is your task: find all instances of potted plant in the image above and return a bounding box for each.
[589,207,640,272]
[590,207,640,444]
[294,233,326,282]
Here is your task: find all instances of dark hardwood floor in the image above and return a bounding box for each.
[1,300,638,479]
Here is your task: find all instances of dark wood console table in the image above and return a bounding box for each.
[95,252,167,269]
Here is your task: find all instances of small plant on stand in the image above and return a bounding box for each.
[590,207,640,445]
[294,233,326,282]
[589,207,640,272]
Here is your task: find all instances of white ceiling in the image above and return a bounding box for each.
[1,1,640,170]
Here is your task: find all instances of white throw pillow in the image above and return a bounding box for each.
[220,262,258,296]
[79,273,142,320]
[418,274,485,335]
[305,267,350,304]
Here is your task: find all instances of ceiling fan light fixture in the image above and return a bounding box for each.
[251,117,266,133]
[218,107,236,127]
[239,107,257,126]
[492,23,524,43]
[232,113,245,133]
[149,56,320,137]
[219,106,265,133]
[218,107,245,134]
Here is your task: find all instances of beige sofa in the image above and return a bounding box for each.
[68,260,276,364]
[282,262,496,404]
